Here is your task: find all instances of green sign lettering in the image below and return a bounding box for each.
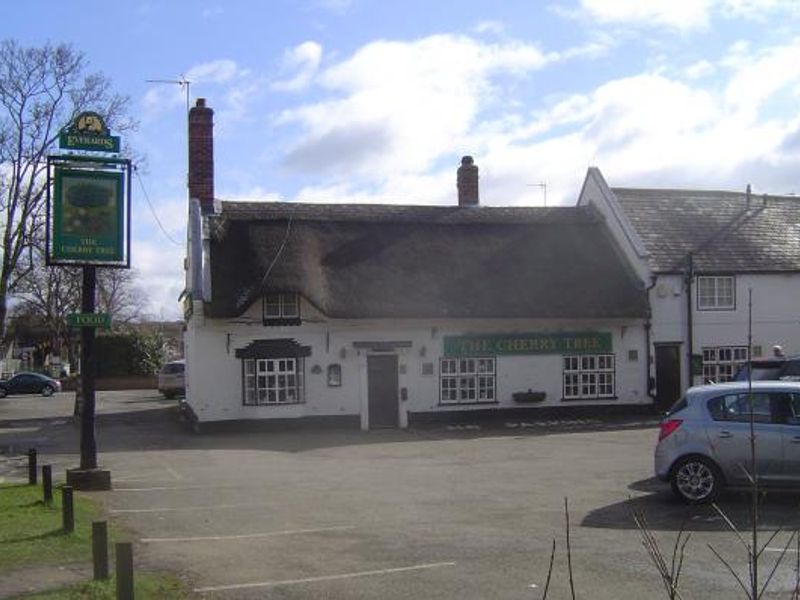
[443,332,612,357]
[67,313,111,329]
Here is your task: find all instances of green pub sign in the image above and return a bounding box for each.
[444,331,612,357]
[68,313,111,329]
[52,168,125,262]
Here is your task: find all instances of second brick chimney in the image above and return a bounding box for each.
[457,155,479,206]
[188,98,215,214]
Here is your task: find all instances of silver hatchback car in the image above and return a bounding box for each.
[655,381,800,503]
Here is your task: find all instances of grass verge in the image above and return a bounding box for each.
[1,482,190,598]
[9,574,189,599]
[0,482,101,569]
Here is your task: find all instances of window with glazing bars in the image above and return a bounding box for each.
[563,354,615,399]
[243,357,304,405]
[702,346,748,383]
[440,357,496,404]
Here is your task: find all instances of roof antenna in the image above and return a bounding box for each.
[527,182,547,207]
[146,75,193,190]
[146,75,192,114]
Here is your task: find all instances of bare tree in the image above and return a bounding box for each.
[0,39,132,341]
[97,267,147,323]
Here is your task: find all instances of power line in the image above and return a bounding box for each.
[133,166,183,247]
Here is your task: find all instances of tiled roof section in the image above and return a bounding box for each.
[206,201,648,320]
[612,188,800,273]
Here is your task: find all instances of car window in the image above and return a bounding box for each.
[780,360,800,378]
[707,392,773,423]
[162,362,184,374]
[785,393,800,425]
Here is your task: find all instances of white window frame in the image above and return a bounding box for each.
[702,346,748,383]
[440,357,496,404]
[697,276,735,310]
[264,293,300,319]
[563,354,615,399]
[243,357,304,405]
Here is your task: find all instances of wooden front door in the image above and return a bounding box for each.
[655,344,682,412]
[367,355,399,428]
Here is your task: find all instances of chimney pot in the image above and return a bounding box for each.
[457,155,479,206]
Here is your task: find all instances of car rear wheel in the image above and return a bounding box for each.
[41,385,54,397]
[0,388,6,398]
[670,456,722,504]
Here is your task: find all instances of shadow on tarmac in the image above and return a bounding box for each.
[582,477,800,533]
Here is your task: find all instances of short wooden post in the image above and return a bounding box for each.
[27,448,37,484]
[92,521,109,580]
[115,542,134,600]
[42,465,53,504]
[62,486,74,533]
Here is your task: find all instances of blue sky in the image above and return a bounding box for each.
[5,1,800,318]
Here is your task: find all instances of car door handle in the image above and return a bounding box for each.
[719,431,733,439]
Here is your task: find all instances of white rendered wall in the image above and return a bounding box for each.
[185,297,650,425]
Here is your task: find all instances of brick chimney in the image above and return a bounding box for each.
[457,155,479,206]
[188,98,215,214]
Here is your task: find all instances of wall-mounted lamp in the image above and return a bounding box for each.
[419,345,427,357]
[339,347,347,359]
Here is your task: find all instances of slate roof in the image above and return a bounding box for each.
[612,188,800,274]
[206,201,648,320]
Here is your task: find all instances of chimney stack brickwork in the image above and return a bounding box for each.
[188,98,215,214]
[457,155,479,206]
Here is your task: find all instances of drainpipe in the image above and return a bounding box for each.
[685,252,694,389]
[645,276,657,401]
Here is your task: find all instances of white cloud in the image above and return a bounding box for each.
[275,35,552,179]
[578,0,713,30]
[271,42,323,92]
[265,36,800,209]
[577,0,797,30]
[684,59,715,80]
[186,59,243,84]
[473,20,506,36]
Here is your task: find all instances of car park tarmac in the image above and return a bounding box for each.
[2,391,800,599]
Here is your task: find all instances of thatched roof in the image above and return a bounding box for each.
[206,202,648,320]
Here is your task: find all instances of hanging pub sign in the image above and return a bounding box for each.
[47,111,131,268]
[51,168,125,263]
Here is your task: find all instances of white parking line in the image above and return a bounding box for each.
[111,503,272,514]
[141,525,355,543]
[193,561,457,593]
[764,547,798,553]
[113,484,238,492]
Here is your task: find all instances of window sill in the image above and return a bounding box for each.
[438,401,499,407]
[262,317,302,327]
[560,396,618,402]
[243,401,305,407]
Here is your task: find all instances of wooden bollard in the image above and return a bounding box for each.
[27,448,37,485]
[92,521,109,580]
[115,542,134,600]
[62,486,74,533]
[42,465,52,504]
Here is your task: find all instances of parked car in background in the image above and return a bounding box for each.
[0,372,62,398]
[733,355,800,382]
[158,359,185,399]
[655,381,800,503]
